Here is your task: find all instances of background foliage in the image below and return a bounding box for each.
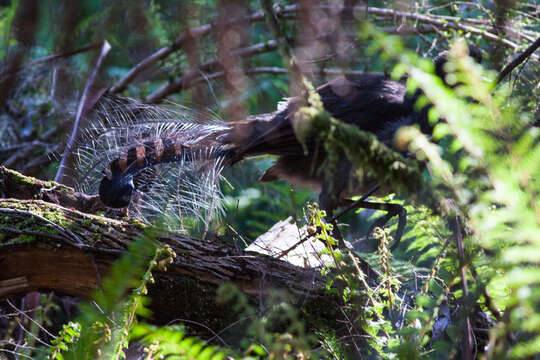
[1,0,540,359]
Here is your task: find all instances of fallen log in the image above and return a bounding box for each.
[0,166,341,333]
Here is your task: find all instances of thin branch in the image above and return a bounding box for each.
[25,42,104,68]
[0,140,51,153]
[362,6,524,51]
[0,348,33,359]
[167,318,228,346]
[185,67,371,90]
[381,24,439,35]
[0,42,104,84]
[496,35,540,85]
[7,300,57,341]
[260,0,294,62]
[208,315,254,343]
[54,40,111,184]
[145,40,277,103]
[242,67,367,76]
[110,4,532,94]
[3,119,72,170]
[109,10,271,94]
[12,318,51,348]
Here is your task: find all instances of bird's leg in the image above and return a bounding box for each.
[331,197,406,250]
[318,192,349,249]
[328,184,381,222]
[319,190,347,249]
[318,158,354,249]
[362,201,407,250]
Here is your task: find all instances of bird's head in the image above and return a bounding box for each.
[99,175,134,208]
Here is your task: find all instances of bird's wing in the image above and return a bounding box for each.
[316,74,413,133]
[225,74,414,161]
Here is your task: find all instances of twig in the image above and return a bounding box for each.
[0,140,51,153]
[7,300,57,340]
[275,228,311,260]
[167,318,228,346]
[208,315,255,344]
[24,42,104,68]
[111,4,298,94]
[260,0,294,62]
[0,340,38,351]
[184,67,372,91]
[381,24,439,35]
[3,121,71,169]
[14,317,51,348]
[145,40,277,103]
[496,35,540,85]
[54,40,111,184]
[361,6,524,51]
[339,307,362,354]
[243,67,368,76]
[0,348,33,359]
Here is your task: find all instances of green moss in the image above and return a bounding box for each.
[126,218,148,230]
[0,166,73,193]
[0,199,73,233]
[37,225,61,235]
[88,214,115,226]
[2,166,41,186]
[292,101,440,209]
[6,233,36,245]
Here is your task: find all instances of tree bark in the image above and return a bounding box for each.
[0,166,341,333]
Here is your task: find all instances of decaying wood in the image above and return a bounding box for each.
[0,166,342,331]
[247,217,332,268]
[0,166,104,213]
[247,217,381,284]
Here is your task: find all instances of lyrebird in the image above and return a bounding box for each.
[80,48,481,246]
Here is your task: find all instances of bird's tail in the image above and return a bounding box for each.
[75,96,233,228]
[75,96,300,229]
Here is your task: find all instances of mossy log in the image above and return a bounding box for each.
[0,166,342,332]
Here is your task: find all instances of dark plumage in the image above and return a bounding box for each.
[99,175,134,208]
[98,48,481,246]
[223,47,481,214]
[221,73,428,212]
